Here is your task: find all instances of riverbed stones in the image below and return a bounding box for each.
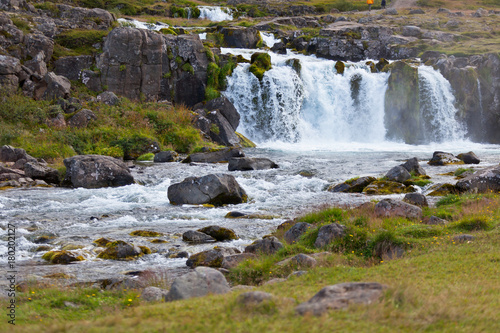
[182,230,216,243]
[182,148,244,164]
[374,199,422,219]
[362,180,413,195]
[403,193,428,207]
[456,151,480,164]
[401,157,427,176]
[97,240,145,260]
[228,157,279,171]
[428,151,463,166]
[284,222,313,244]
[167,173,247,206]
[314,223,346,248]
[63,155,134,188]
[455,165,500,193]
[244,236,283,255]
[385,165,412,183]
[186,249,224,268]
[164,266,230,302]
[296,282,386,316]
[42,250,84,264]
[197,226,238,241]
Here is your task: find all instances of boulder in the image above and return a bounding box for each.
[24,52,48,77]
[206,110,240,146]
[428,151,463,166]
[24,162,59,184]
[41,250,84,264]
[384,165,411,183]
[67,109,97,128]
[456,152,480,164]
[0,145,36,163]
[186,249,224,268]
[296,282,386,316]
[24,33,54,62]
[37,72,71,101]
[362,181,413,195]
[290,253,317,268]
[154,151,179,163]
[197,226,238,241]
[314,223,346,248]
[164,267,230,302]
[54,55,94,81]
[221,253,257,269]
[96,91,120,106]
[97,240,146,260]
[140,286,169,302]
[219,26,260,48]
[427,183,457,196]
[205,96,240,131]
[0,55,21,75]
[236,291,273,306]
[63,155,134,188]
[346,176,376,193]
[167,174,247,206]
[183,148,244,164]
[284,222,313,244]
[455,165,500,193]
[401,157,426,176]
[182,230,215,243]
[228,157,279,171]
[403,193,428,207]
[327,182,352,193]
[374,199,422,219]
[244,236,283,255]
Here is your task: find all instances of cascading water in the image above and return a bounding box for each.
[224,50,467,148]
[418,66,466,142]
[198,6,233,22]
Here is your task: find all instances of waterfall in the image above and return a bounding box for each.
[260,32,281,48]
[418,66,466,142]
[198,6,233,22]
[223,51,467,148]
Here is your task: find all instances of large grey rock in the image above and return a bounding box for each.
[63,155,134,188]
[284,222,313,244]
[24,52,47,77]
[401,157,426,176]
[141,286,168,302]
[205,96,240,131]
[0,145,36,163]
[24,162,59,184]
[96,91,120,106]
[0,55,21,75]
[206,110,240,147]
[183,148,244,164]
[164,267,230,302]
[314,223,346,248]
[290,253,317,268]
[296,282,386,316]
[182,230,215,243]
[228,157,279,171]
[403,193,428,207]
[428,151,462,166]
[154,151,179,163]
[455,165,500,193]
[37,72,71,101]
[385,165,411,183]
[186,249,224,268]
[54,55,94,81]
[456,151,480,164]
[24,33,54,62]
[244,236,283,255]
[221,253,257,269]
[197,226,238,241]
[374,199,422,219]
[168,173,247,206]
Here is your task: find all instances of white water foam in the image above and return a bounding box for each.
[117,18,168,31]
[260,32,281,48]
[198,6,233,22]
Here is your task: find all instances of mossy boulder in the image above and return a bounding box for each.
[42,251,85,264]
[186,249,224,268]
[129,230,164,237]
[249,52,272,81]
[427,183,458,196]
[93,237,112,247]
[97,240,149,260]
[362,180,415,195]
[197,226,239,241]
[235,132,257,148]
[428,151,463,166]
[335,61,345,74]
[376,58,390,72]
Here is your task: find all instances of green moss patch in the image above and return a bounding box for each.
[249,52,272,81]
[129,230,164,237]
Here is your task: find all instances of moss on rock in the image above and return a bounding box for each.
[362,180,415,195]
[249,52,272,81]
[129,230,164,237]
[335,61,345,75]
[197,226,239,241]
[42,251,85,264]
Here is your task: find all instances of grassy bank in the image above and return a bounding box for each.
[7,193,500,332]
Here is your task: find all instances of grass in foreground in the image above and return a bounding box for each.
[5,193,500,332]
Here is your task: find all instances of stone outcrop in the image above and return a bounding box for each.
[167,173,247,206]
[374,199,422,219]
[164,267,230,302]
[62,155,135,188]
[284,222,313,244]
[455,165,500,193]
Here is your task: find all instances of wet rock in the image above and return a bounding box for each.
[401,157,427,176]
[205,96,240,131]
[385,165,411,183]
[362,181,413,195]
[165,267,230,302]
[225,211,247,218]
[168,173,247,206]
[183,148,244,164]
[97,240,148,260]
[42,250,84,264]
[284,222,313,244]
[456,152,480,164]
[221,253,257,269]
[67,109,97,128]
[374,199,422,219]
[314,223,346,248]
[236,291,274,306]
[197,226,238,241]
[347,176,377,193]
[141,286,169,302]
[154,151,179,163]
[427,216,447,225]
[428,151,463,166]
[205,110,240,147]
[228,157,279,171]
[328,182,351,193]
[296,282,386,316]
[186,249,224,268]
[455,165,500,193]
[63,155,134,188]
[244,236,283,255]
[403,193,428,207]
[182,230,215,243]
[24,162,59,184]
[96,91,120,106]
[427,183,457,196]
